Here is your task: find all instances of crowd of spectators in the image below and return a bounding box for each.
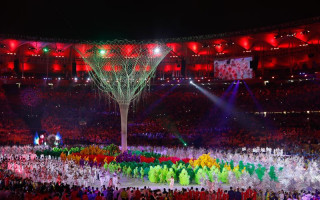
[0,79,320,155]
[0,169,320,200]
[0,86,31,145]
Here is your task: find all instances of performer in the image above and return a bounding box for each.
[99,171,105,187]
[39,134,45,145]
[169,176,174,189]
[207,179,215,193]
[47,173,52,183]
[57,173,61,186]
[108,177,113,188]
[114,168,121,187]
[90,170,95,185]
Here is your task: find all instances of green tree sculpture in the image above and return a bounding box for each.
[76,41,171,152]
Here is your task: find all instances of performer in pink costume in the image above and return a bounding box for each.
[169,176,174,189]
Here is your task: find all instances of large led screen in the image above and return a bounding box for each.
[214,57,254,80]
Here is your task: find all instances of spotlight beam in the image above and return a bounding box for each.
[217,80,240,127]
[197,80,236,128]
[243,81,263,112]
[192,82,265,131]
[191,82,226,107]
[225,80,240,112]
[221,81,236,100]
[243,81,274,129]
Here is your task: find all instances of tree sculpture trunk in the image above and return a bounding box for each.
[119,103,129,152]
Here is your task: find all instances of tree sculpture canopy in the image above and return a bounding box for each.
[75,40,171,151]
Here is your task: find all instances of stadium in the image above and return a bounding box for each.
[1,2,320,199]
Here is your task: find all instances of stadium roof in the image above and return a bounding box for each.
[1,1,320,41]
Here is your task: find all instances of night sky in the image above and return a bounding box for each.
[1,1,319,41]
